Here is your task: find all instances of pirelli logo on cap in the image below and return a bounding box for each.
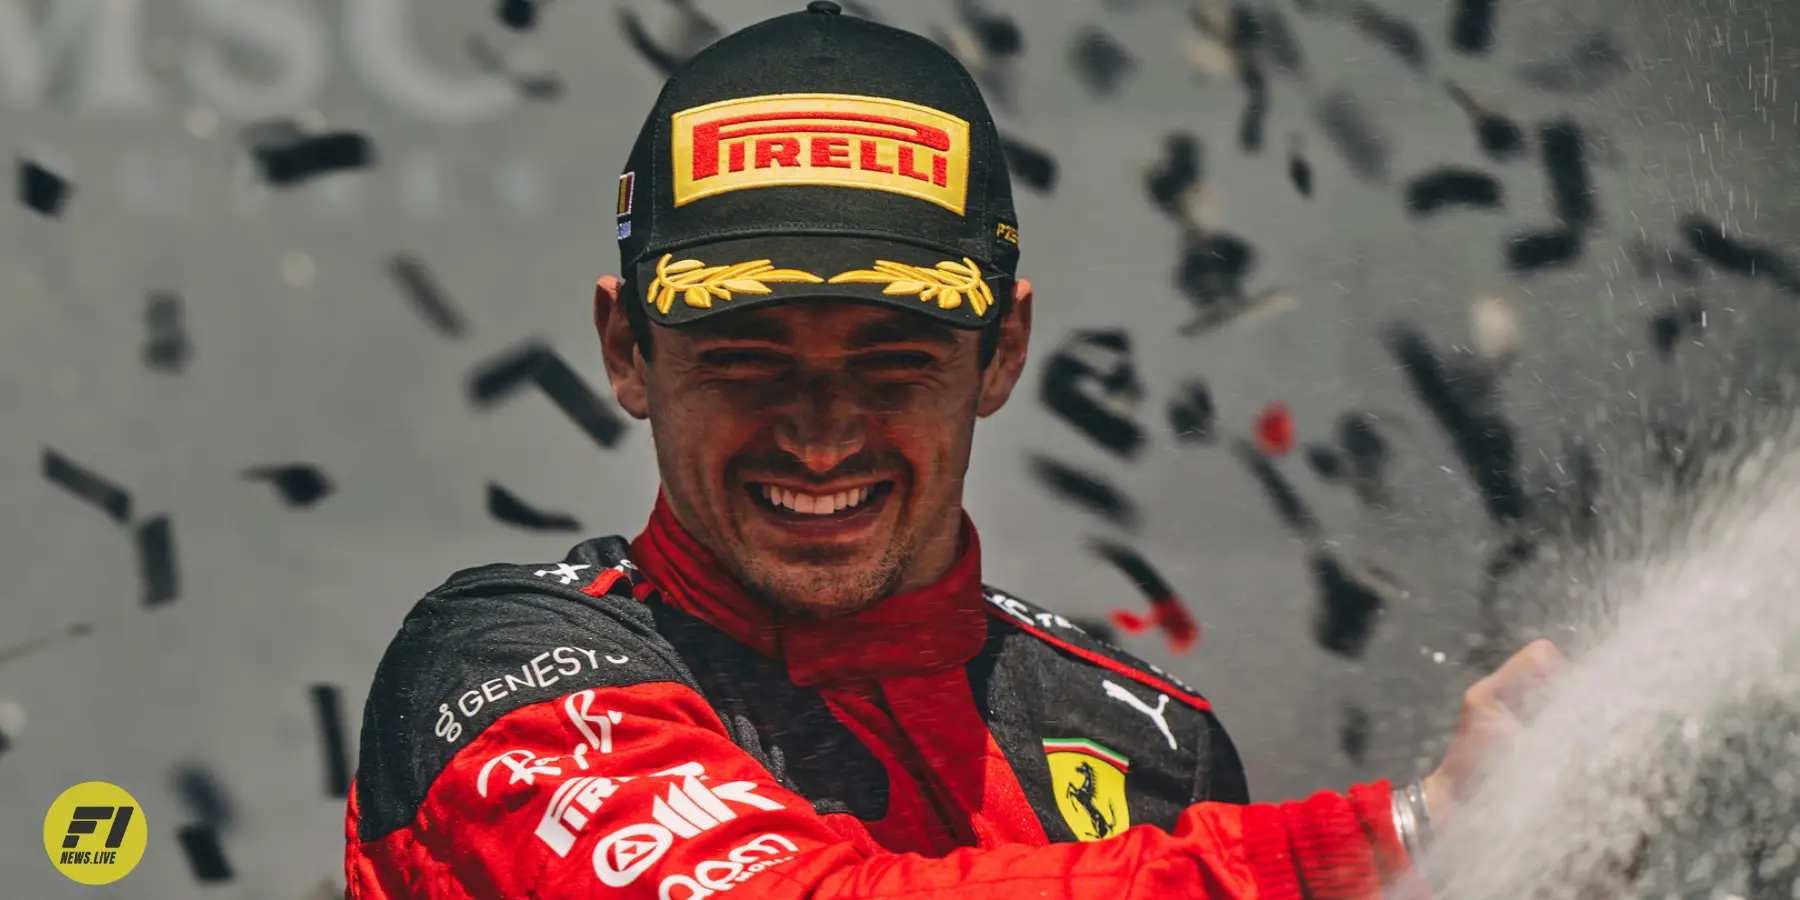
[670,93,972,215]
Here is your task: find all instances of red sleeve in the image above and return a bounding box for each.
[347,681,1411,899]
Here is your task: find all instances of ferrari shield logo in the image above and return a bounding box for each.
[1043,738,1130,841]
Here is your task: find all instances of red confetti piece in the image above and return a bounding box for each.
[1109,599,1200,653]
[1255,402,1296,456]
[1110,610,1149,634]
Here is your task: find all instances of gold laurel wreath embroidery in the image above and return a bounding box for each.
[826,257,994,317]
[645,253,824,315]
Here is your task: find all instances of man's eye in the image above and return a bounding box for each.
[860,352,937,371]
[701,350,787,369]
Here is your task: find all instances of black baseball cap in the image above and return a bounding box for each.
[614,0,1020,330]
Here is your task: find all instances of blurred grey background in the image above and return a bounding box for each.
[3,0,1797,895]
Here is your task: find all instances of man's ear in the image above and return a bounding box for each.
[593,275,650,420]
[976,277,1034,418]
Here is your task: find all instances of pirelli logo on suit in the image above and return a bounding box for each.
[669,93,973,215]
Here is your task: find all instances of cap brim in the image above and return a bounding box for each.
[631,234,1006,330]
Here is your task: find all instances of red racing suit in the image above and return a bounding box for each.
[345,497,1413,898]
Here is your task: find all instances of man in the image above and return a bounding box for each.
[345,4,1568,897]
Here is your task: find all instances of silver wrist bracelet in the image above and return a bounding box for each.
[1390,778,1434,864]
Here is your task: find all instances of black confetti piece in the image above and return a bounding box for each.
[19,158,70,216]
[1517,31,1627,93]
[617,2,720,77]
[1480,535,1537,598]
[1306,444,1345,481]
[243,465,334,508]
[1446,83,1525,162]
[1540,119,1595,229]
[468,342,630,449]
[1168,379,1217,444]
[1683,215,1800,294]
[1473,535,1537,661]
[177,824,234,883]
[1027,455,1141,531]
[1649,422,1696,492]
[1505,228,1583,272]
[1404,167,1503,215]
[1257,6,1305,74]
[1092,541,1176,599]
[470,342,553,405]
[1040,330,1146,459]
[1449,0,1498,54]
[388,255,467,337]
[144,291,192,374]
[958,0,1024,57]
[1180,287,1292,338]
[1315,92,1390,184]
[1338,411,1393,507]
[999,135,1057,192]
[43,448,132,524]
[1288,145,1313,198]
[1310,551,1394,658]
[1091,540,1199,653]
[618,6,680,75]
[466,35,564,101]
[1232,438,1321,538]
[532,353,630,449]
[1337,413,1389,481]
[1387,326,1528,524]
[1229,2,1264,51]
[251,132,374,187]
[1238,61,1270,153]
[1177,231,1256,297]
[1175,232,1267,334]
[1560,439,1602,544]
[172,764,235,830]
[487,482,584,532]
[0,621,94,672]
[1340,703,1371,763]
[1345,0,1425,69]
[1651,419,1736,496]
[137,516,179,607]
[497,0,549,30]
[1070,26,1135,95]
[310,685,352,798]
[0,700,22,757]
[1649,298,1705,360]
[1146,133,1203,220]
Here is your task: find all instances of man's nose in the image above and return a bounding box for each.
[772,373,868,475]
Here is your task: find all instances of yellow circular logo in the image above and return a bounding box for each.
[43,782,148,885]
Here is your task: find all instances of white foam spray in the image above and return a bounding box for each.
[1416,426,1800,900]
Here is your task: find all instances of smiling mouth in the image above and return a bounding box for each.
[746,481,894,518]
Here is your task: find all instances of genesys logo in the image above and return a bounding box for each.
[42,782,149,885]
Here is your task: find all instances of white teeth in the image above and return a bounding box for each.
[759,484,876,515]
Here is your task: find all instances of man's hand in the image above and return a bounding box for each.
[1421,638,1572,828]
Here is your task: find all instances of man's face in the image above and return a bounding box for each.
[596,279,1032,617]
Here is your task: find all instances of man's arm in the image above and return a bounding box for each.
[347,676,1412,899]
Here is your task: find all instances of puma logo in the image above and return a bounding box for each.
[1102,680,1177,751]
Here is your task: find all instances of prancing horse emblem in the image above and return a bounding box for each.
[1043,738,1131,841]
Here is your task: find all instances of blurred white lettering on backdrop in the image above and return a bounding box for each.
[0,0,515,123]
